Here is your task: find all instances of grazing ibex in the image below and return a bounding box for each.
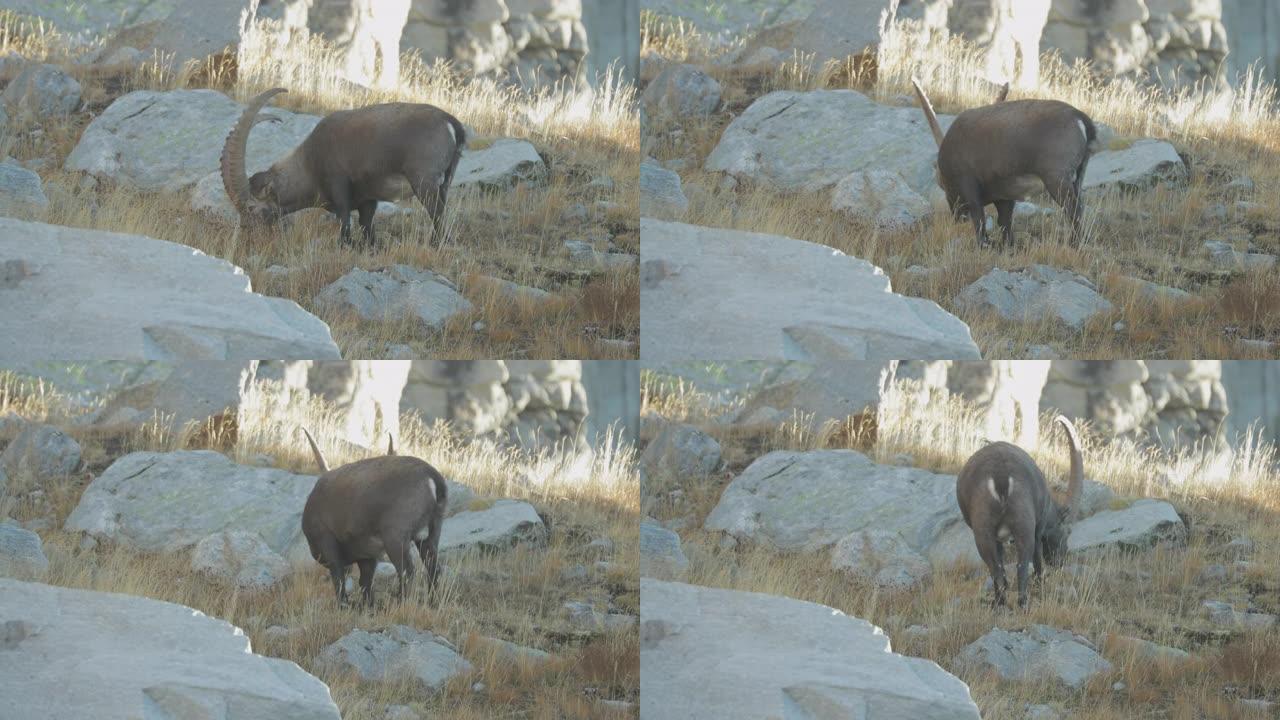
[300,428,448,606]
[220,88,466,246]
[911,78,1099,247]
[956,415,1083,609]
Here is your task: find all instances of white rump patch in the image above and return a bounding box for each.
[446,121,456,146]
[996,524,1011,541]
[1077,118,1088,145]
[986,477,1001,501]
[414,525,431,541]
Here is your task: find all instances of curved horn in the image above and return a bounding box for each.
[1054,415,1084,518]
[910,77,945,147]
[301,427,329,473]
[220,87,287,223]
[387,432,396,456]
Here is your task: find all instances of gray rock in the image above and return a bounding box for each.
[704,449,980,568]
[643,63,721,118]
[475,636,552,665]
[1068,498,1186,552]
[1203,240,1277,271]
[316,625,472,694]
[477,276,552,304]
[0,578,340,719]
[1025,704,1064,720]
[65,90,320,192]
[190,530,292,590]
[640,422,721,480]
[956,625,1113,689]
[563,240,636,270]
[789,0,899,69]
[1083,139,1187,194]
[830,529,933,589]
[830,169,932,230]
[1119,276,1195,304]
[384,704,418,720]
[453,139,546,190]
[88,361,256,434]
[0,161,47,217]
[1104,634,1192,664]
[0,422,80,493]
[640,157,689,218]
[439,500,546,553]
[640,520,688,580]
[314,265,473,331]
[641,579,982,719]
[955,265,1114,330]
[64,451,319,563]
[706,90,952,195]
[642,220,980,361]
[1202,600,1277,629]
[0,522,48,580]
[0,218,340,360]
[2,63,80,120]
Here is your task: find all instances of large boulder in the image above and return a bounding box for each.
[640,519,688,580]
[308,0,413,88]
[830,169,933,230]
[65,89,320,193]
[1,63,80,121]
[190,530,293,590]
[303,361,413,448]
[704,449,979,568]
[704,90,954,195]
[641,220,980,361]
[950,0,1053,87]
[313,265,473,331]
[0,218,340,360]
[1067,498,1186,552]
[0,522,48,580]
[954,265,1114,330]
[1083,139,1188,194]
[640,422,721,481]
[453,139,547,190]
[0,422,81,493]
[63,451,319,563]
[641,579,982,719]
[830,528,933,589]
[955,625,1113,689]
[0,578,341,720]
[90,361,258,432]
[639,157,689,219]
[316,625,472,694]
[642,63,721,118]
[439,500,547,553]
[0,160,49,218]
[789,0,902,69]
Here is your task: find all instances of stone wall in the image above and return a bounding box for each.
[400,360,591,451]
[396,0,589,88]
[1040,360,1228,450]
[1040,0,1229,88]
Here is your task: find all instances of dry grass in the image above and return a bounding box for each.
[640,367,1280,718]
[0,369,640,718]
[641,10,1280,358]
[1,11,638,358]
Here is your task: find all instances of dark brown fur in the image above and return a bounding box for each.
[955,415,1083,608]
[912,79,1099,248]
[222,89,466,246]
[300,430,448,606]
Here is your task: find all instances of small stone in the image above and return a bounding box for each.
[1197,563,1228,583]
[1114,321,1126,331]
[560,203,589,223]
[561,564,588,581]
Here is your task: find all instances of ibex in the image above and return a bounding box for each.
[955,415,1083,609]
[300,428,448,606]
[911,78,1100,247]
[220,88,466,246]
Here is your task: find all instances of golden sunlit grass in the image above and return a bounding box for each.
[0,370,639,718]
[0,11,638,358]
[641,10,1280,358]
[641,367,1280,719]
